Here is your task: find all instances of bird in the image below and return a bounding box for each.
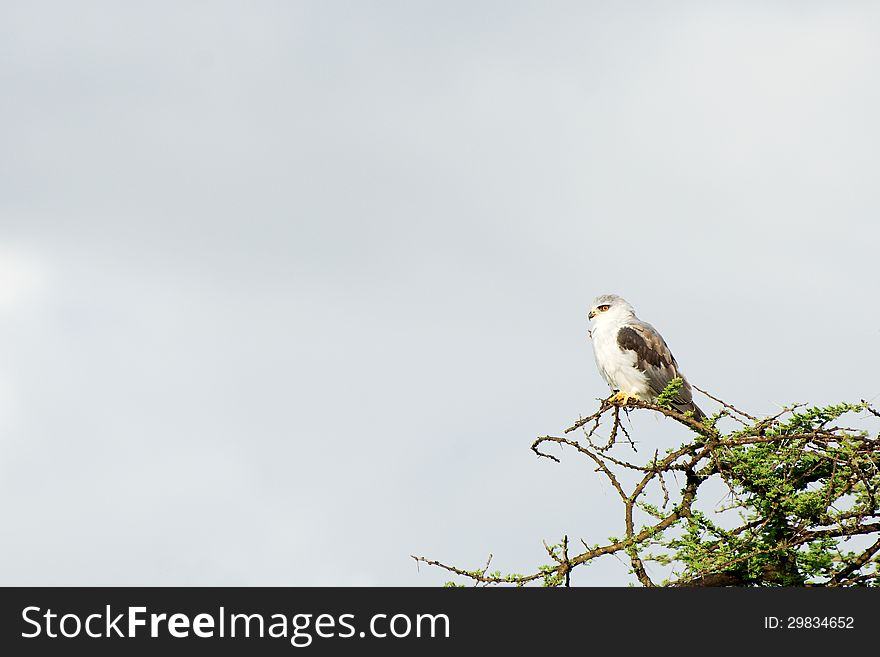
[587,294,705,421]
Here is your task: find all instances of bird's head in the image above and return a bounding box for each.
[588,294,636,322]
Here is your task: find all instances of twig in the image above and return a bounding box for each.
[693,385,758,421]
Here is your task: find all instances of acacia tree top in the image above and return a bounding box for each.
[414,384,880,587]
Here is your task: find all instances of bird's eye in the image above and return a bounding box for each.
[598,305,610,312]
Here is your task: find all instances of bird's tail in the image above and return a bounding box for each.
[687,401,706,422]
[672,400,706,422]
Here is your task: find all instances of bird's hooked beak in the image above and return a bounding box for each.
[588,309,596,320]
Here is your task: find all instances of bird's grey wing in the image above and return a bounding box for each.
[616,321,695,408]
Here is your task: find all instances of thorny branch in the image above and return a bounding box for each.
[413,392,880,587]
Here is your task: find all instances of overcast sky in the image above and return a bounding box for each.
[2,1,878,586]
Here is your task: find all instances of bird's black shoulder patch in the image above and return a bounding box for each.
[617,326,670,370]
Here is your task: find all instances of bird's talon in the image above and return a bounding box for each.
[609,391,639,405]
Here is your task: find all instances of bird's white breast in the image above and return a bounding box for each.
[590,320,651,396]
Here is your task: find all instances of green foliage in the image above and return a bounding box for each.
[659,402,880,586]
[539,564,565,587]
[655,378,684,409]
